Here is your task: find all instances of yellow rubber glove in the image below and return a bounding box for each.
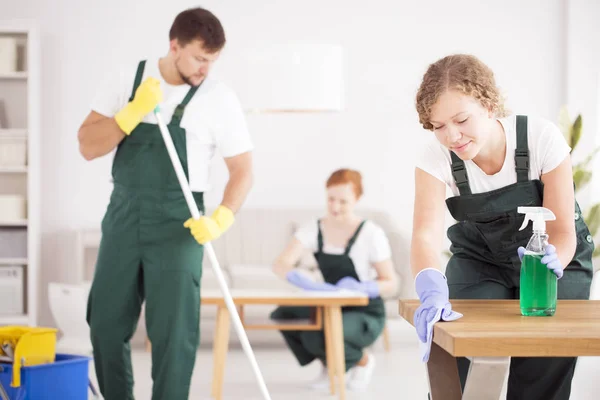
[184,205,235,244]
[115,77,163,135]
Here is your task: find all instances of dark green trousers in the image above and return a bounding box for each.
[87,187,204,400]
[446,257,591,400]
[271,306,385,371]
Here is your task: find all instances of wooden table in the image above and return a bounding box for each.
[399,299,600,400]
[203,289,369,400]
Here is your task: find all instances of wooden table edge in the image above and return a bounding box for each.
[399,299,600,357]
[202,296,370,307]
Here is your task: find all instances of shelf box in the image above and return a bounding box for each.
[0,82,28,129]
[0,32,27,74]
[0,37,18,74]
[0,195,26,221]
[0,227,27,259]
[0,265,24,315]
[0,134,27,167]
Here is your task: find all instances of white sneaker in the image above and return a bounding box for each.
[308,365,333,391]
[346,353,376,392]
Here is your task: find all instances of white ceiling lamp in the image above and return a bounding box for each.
[215,42,344,113]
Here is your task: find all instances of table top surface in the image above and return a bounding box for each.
[201,289,369,306]
[399,299,600,357]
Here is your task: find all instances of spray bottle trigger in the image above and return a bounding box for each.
[519,215,531,231]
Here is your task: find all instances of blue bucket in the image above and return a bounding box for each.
[0,353,92,400]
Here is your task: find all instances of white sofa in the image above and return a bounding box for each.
[198,207,412,344]
[66,207,413,348]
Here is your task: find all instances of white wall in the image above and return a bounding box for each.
[566,0,600,207]
[3,0,575,325]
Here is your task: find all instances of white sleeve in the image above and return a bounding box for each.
[214,87,254,158]
[294,220,319,252]
[535,119,571,175]
[90,68,128,118]
[368,223,392,263]
[415,141,450,185]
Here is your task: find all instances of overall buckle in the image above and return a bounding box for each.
[515,150,529,171]
[451,164,469,185]
[172,106,184,119]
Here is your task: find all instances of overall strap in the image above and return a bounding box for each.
[344,221,366,256]
[317,220,324,253]
[128,60,146,102]
[515,115,530,182]
[450,151,471,195]
[169,82,202,127]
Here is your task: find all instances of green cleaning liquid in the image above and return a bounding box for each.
[520,252,557,316]
[517,206,558,317]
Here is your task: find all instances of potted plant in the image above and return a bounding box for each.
[558,107,600,259]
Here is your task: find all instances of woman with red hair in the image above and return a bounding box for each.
[270,168,398,392]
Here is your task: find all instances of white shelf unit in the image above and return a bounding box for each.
[0,21,40,327]
[0,72,27,80]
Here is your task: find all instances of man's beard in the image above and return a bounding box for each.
[175,59,202,87]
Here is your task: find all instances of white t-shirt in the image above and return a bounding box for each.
[416,114,571,196]
[294,219,392,282]
[90,57,253,192]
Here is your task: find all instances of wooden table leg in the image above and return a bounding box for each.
[382,323,391,352]
[211,305,231,400]
[323,306,336,395]
[327,305,346,400]
[427,341,462,400]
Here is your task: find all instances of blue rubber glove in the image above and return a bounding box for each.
[414,268,463,363]
[335,276,380,298]
[517,245,563,279]
[286,270,339,292]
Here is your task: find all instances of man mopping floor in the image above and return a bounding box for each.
[77,7,254,400]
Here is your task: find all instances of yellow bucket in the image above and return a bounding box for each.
[0,326,57,387]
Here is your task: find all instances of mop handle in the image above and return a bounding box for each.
[153,107,272,400]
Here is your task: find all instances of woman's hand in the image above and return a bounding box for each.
[518,245,564,279]
[335,276,380,298]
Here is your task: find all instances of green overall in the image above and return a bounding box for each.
[445,115,594,400]
[270,220,386,371]
[86,60,205,400]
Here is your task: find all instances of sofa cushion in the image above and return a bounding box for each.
[229,264,294,291]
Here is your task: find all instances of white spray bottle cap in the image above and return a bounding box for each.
[518,206,556,232]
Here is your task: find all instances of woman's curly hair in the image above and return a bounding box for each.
[415,54,508,131]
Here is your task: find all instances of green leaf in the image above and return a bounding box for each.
[570,114,583,150]
[573,167,592,192]
[558,106,572,147]
[584,203,600,237]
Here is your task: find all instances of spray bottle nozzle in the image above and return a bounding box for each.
[518,206,556,232]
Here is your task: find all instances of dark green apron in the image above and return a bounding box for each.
[444,115,594,400]
[271,220,386,371]
[87,60,205,400]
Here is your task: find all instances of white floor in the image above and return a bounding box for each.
[90,325,430,400]
[87,321,600,400]
[130,343,427,399]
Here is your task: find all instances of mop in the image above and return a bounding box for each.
[153,106,272,400]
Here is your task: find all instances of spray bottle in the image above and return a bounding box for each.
[517,206,557,316]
